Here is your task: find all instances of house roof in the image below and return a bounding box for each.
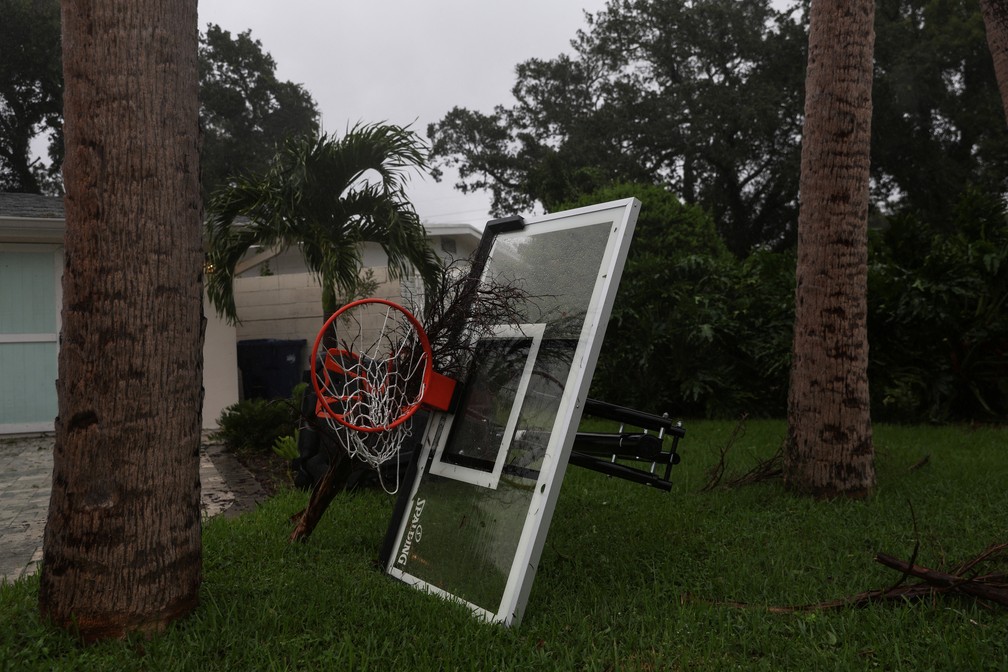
[0,193,487,244]
[0,193,64,220]
[421,220,484,241]
[0,194,65,243]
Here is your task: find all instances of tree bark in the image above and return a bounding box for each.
[981,0,1008,124]
[785,0,876,498]
[39,0,204,641]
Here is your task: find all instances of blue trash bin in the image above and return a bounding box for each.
[236,339,306,400]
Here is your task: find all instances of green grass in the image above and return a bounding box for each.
[2,420,1006,670]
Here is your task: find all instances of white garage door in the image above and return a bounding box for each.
[0,245,61,433]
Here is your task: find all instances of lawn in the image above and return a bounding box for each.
[2,420,1006,670]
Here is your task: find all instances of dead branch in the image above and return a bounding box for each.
[409,258,540,381]
[700,415,785,491]
[725,445,783,488]
[874,552,1008,607]
[700,414,748,491]
[686,540,1008,613]
[950,541,1008,576]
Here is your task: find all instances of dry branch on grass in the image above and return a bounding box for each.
[700,414,747,491]
[686,541,1008,612]
[701,414,783,491]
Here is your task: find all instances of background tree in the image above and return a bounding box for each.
[429,0,807,257]
[39,0,204,640]
[785,0,876,498]
[429,0,1007,257]
[867,192,1008,422]
[0,16,318,199]
[0,0,62,193]
[198,24,319,199]
[205,123,442,322]
[872,0,1008,228]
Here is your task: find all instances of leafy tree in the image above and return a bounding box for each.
[0,15,319,199]
[428,0,808,256]
[786,0,876,499]
[560,184,795,418]
[872,0,1008,227]
[40,0,204,640]
[199,24,319,198]
[430,0,1008,257]
[868,190,1008,421]
[0,0,62,193]
[205,124,442,322]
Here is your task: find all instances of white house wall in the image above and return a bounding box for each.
[0,243,237,433]
[1,193,485,434]
[202,292,239,429]
[232,266,403,357]
[229,230,483,351]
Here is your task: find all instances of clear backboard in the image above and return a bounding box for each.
[382,198,640,625]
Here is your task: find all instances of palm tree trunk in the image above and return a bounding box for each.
[785,0,876,498]
[981,0,1008,124]
[39,0,204,641]
[322,282,338,320]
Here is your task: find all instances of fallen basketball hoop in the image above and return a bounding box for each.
[294,198,687,624]
[378,198,685,625]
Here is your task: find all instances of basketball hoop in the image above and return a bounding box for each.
[310,298,457,487]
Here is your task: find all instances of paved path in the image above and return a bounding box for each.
[0,434,266,585]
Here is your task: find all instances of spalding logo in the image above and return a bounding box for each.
[396,498,426,566]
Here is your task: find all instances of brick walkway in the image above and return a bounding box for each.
[0,434,266,584]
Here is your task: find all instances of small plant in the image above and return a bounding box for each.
[272,433,299,461]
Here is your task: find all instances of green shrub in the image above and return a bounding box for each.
[212,383,307,454]
[564,183,1008,423]
[572,184,793,418]
[868,192,1008,422]
[272,433,299,460]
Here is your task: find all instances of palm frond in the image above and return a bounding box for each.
[204,123,439,323]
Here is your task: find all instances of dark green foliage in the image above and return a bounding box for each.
[212,396,299,455]
[573,185,794,418]
[0,0,62,193]
[430,0,1007,258]
[429,0,806,256]
[0,15,319,200]
[872,0,1008,230]
[198,24,320,199]
[576,184,1007,423]
[868,191,1008,422]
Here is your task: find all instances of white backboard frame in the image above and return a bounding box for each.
[384,198,640,625]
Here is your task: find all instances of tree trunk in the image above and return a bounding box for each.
[981,0,1008,124]
[39,0,204,641]
[785,0,876,498]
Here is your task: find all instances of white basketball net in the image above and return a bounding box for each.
[313,300,430,492]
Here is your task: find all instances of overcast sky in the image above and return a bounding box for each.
[198,0,612,228]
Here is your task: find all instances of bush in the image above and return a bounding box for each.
[569,184,793,418]
[868,191,1008,422]
[563,183,1008,423]
[212,384,306,454]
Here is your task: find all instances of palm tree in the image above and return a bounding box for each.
[40,0,203,641]
[981,0,1008,124]
[785,0,876,498]
[205,123,442,322]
